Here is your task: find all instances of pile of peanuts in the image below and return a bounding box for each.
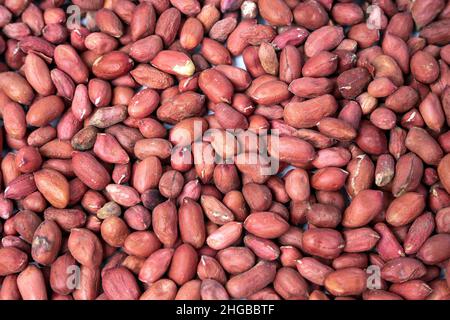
[0,0,449,300]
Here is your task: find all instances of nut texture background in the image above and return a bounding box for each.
[0,0,449,301]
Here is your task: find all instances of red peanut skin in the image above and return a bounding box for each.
[244,234,280,261]
[375,223,406,261]
[102,267,141,300]
[385,192,426,227]
[0,275,21,300]
[438,154,450,194]
[17,265,48,300]
[226,261,277,299]
[179,198,206,249]
[390,280,433,300]
[0,247,28,276]
[324,268,368,297]
[296,257,334,286]
[404,212,435,255]
[217,247,256,274]
[343,228,381,253]
[381,257,427,283]
[168,244,199,286]
[72,152,111,190]
[244,212,290,239]
[0,0,449,302]
[417,234,450,265]
[273,267,309,300]
[175,280,202,300]
[50,253,77,296]
[152,200,178,248]
[302,228,345,259]
[139,248,174,284]
[343,190,384,228]
[207,222,243,251]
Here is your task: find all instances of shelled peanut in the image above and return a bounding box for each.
[0,0,449,301]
